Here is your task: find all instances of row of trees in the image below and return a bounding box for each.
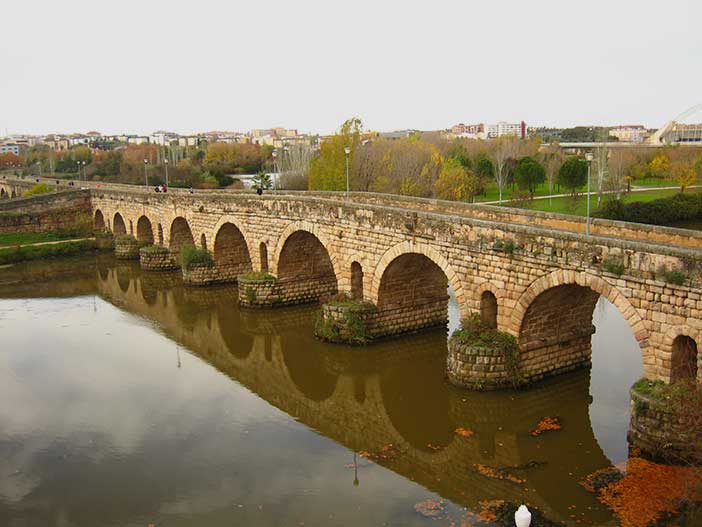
[307,119,702,204]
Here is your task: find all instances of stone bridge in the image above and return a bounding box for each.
[2,176,701,386]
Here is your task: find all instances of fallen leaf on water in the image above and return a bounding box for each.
[414,500,445,518]
[454,427,474,438]
[530,416,561,436]
[473,464,525,484]
[427,443,444,451]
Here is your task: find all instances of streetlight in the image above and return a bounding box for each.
[163,158,169,189]
[585,152,593,236]
[514,505,531,527]
[272,149,278,190]
[344,146,351,201]
[143,159,149,188]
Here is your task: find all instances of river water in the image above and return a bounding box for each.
[0,255,645,527]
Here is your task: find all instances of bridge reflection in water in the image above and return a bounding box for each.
[0,255,624,525]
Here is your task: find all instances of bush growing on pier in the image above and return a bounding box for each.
[139,244,169,254]
[180,244,213,269]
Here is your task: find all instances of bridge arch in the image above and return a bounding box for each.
[271,221,341,279]
[94,210,105,231]
[663,326,702,383]
[11,189,16,198]
[113,212,127,235]
[169,216,195,260]
[369,241,467,315]
[213,221,253,282]
[511,270,651,379]
[0,188,6,199]
[136,215,154,245]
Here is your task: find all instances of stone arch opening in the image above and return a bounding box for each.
[376,253,450,337]
[157,224,164,245]
[169,217,194,260]
[113,212,127,235]
[277,230,337,302]
[200,233,207,251]
[480,291,497,329]
[214,222,252,282]
[671,335,698,383]
[259,242,269,272]
[11,190,16,198]
[1,188,6,199]
[136,216,154,245]
[129,220,134,236]
[351,261,363,299]
[94,210,105,231]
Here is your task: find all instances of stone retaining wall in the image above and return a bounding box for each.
[139,247,178,271]
[0,190,91,234]
[628,387,702,464]
[114,237,140,260]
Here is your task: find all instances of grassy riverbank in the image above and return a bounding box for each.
[0,238,99,265]
[0,232,86,247]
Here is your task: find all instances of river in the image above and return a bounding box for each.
[0,255,645,526]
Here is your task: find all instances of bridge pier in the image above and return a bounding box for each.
[139,245,179,272]
[238,273,337,308]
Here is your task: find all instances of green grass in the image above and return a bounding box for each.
[0,232,84,247]
[0,239,98,265]
[504,188,681,216]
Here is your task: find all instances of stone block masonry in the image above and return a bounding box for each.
[139,246,178,271]
[114,236,140,260]
[27,180,700,386]
[0,190,92,235]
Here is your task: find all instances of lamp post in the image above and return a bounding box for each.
[272,149,278,190]
[164,158,169,189]
[344,146,351,201]
[143,159,149,188]
[585,152,593,236]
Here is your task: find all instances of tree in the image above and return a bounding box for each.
[514,156,545,198]
[308,118,363,191]
[558,156,588,196]
[490,136,521,203]
[592,144,609,206]
[649,153,671,181]
[433,158,480,202]
[670,160,696,192]
[279,143,313,190]
[539,142,564,205]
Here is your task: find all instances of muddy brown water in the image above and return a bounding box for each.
[0,255,645,526]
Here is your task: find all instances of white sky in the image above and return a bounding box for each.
[2,0,700,136]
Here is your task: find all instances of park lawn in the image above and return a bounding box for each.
[473,182,584,202]
[504,188,683,217]
[0,232,84,247]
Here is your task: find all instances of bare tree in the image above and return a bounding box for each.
[539,142,564,206]
[279,144,313,190]
[593,143,609,207]
[490,136,520,203]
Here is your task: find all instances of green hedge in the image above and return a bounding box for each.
[596,193,702,226]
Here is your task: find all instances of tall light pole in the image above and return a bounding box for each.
[271,149,278,190]
[164,158,169,188]
[344,146,351,201]
[143,159,149,188]
[585,152,593,236]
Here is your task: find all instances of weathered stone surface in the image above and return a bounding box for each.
[3,178,700,385]
[114,236,140,260]
[628,388,702,465]
[0,190,91,234]
[139,247,178,272]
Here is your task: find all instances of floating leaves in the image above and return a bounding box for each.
[581,456,702,527]
[473,464,525,485]
[454,427,475,438]
[359,443,401,461]
[530,416,561,436]
[414,500,446,519]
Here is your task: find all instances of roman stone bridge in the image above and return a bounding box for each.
[2,176,701,386]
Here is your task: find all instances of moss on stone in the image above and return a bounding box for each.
[240,271,277,282]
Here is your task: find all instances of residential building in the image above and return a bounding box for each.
[609,125,647,143]
[0,143,21,156]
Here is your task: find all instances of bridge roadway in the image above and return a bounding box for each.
[1,176,701,385]
[0,257,618,525]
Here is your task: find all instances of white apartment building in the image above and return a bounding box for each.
[0,143,20,156]
[485,121,527,139]
[609,125,646,143]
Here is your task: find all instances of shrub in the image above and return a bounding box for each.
[22,183,53,197]
[139,244,169,254]
[664,270,686,285]
[603,258,625,276]
[596,193,702,226]
[180,244,213,269]
[114,234,137,243]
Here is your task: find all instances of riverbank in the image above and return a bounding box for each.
[0,237,101,265]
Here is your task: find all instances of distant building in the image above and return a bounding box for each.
[486,121,526,139]
[0,143,20,156]
[609,125,646,143]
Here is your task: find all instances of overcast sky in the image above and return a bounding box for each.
[2,0,700,136]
